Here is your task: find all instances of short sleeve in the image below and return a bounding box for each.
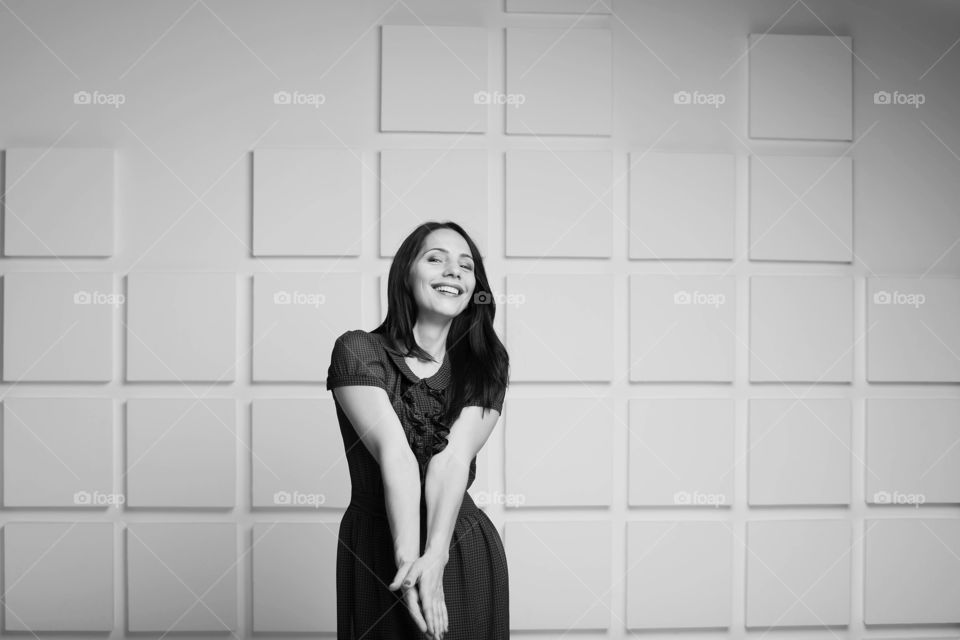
[465,382,506,414]
[325,330,388,392]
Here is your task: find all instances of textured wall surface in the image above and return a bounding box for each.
[1,0,959,636]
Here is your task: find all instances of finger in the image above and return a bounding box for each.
[402,564,421,591]
[404,588,428,633]
[388,564,408,591]
[441,601,447,639]
[421,593,434,638]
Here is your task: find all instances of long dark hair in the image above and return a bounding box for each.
[372,221,509,424]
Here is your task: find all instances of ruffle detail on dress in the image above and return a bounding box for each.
[426,386,451,455]
[400,383,450,461]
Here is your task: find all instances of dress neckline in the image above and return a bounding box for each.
[374,332,451,390]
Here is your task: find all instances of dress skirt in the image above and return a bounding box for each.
[336,490,509,639]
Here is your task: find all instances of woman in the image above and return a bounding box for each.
[326,221,510,639]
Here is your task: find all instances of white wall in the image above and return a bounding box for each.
[1,0,959,636]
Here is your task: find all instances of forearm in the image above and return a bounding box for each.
[380,451,423,562]
[423,453,470,561]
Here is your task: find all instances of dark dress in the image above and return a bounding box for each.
[326,329,508,639]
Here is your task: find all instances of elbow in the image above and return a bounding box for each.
[428,449,471,477]
[378,447,420,477]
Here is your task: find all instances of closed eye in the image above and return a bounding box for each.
[429,257,473,270]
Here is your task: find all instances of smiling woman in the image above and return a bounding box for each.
[326,221,510,640]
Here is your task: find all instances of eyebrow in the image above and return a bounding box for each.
[425,247,474,261]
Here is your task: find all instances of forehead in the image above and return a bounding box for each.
[421,229,471,254]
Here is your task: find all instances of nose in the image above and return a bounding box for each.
[443,261,462,279]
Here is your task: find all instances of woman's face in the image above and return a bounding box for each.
[408,228,477,321]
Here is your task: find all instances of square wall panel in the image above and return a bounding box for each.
[125,398,235,507]
[3,397,113,507]
[626,521,732,629]
[126,272,236,382]
[629,151,736,260]
[628,399,735,507]
[749,276,853,382]
[506,27,612,135]
[252,399,350,509]
[506,521,611,630]
[745,519,851,627]
[127,523,237,632]
[865,518,960,624]
[630,275,736,382]
[3,271,113,381]
[867,277,960,382]
[253,272,361,382]
[505,397,613,507]
[748,398,851,506]
[506,274,613,381]
[506,150,612,257]
[379,149,488,257]
[4,522,113,632]
[866,398,960,505]
[252,148,362,256]
[252,523,338,632]
[4,147,115,256]
[748,33,853,141]
[749,155,853,262]
[381,25,487,133]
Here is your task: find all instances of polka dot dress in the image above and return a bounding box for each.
[326,329,508,639]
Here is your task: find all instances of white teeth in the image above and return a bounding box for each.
[434,285,459,296]
[434,285,460,296]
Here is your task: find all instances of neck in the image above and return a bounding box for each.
[411,320,450,362]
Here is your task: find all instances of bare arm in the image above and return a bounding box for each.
[333,386,421,564]
[423,405,501,560]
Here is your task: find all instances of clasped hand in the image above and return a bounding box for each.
[389,550,449,640]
